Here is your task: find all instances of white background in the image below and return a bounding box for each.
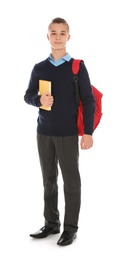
[0,0,126,259]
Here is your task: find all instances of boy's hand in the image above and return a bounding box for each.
[40,92,54,107]
[80,134,93,150]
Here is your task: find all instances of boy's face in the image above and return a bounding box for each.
[47,23,70,50]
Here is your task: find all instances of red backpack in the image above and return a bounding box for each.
[72,59,103,136]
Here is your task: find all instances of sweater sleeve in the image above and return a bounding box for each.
[78,61,96,135]
[24,65,41,107]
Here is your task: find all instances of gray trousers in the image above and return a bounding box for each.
[37,133,81,233]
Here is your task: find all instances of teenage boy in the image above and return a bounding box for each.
[24,17,95,246]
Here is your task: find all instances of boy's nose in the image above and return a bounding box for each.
[56,34,60,40]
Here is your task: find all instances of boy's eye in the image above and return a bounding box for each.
[51,32,66,36]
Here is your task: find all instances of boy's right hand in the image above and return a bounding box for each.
[40,92,54,107]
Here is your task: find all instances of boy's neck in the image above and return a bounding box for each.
[51,48,67,61]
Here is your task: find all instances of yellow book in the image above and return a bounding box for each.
[39,80,51,111]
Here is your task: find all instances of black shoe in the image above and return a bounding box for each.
[57,230,77,246]
[30,226,60,238]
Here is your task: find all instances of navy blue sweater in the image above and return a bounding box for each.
[24,58,95,136]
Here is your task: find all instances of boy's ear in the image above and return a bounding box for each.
[67,34,71,41]
[47,34,49,40]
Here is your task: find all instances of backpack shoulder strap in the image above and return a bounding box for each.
[72,59,84,106]
[72,59,83,74]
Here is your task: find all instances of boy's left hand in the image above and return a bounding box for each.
[80,134,93,150]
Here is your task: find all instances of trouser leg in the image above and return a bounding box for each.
[53,135,81,233]
[37,134,60,228]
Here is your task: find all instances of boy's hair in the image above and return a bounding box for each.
[48,17,70,32]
